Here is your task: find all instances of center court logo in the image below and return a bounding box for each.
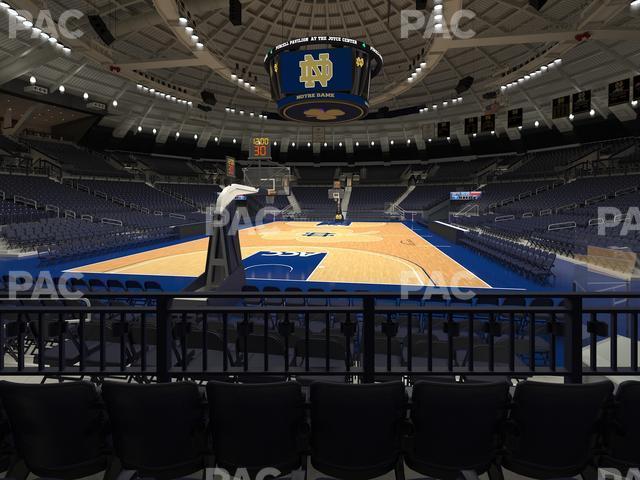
[299,53,333,88]
[303,232,335,237]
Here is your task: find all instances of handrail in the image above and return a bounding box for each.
[101,217,123,226]
[548,221,576,231]
[14,195,37,208]
[45,204,60,216]
[0,291,638,383]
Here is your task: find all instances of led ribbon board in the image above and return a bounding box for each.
[264,37,383,124]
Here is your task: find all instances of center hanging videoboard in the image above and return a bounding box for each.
[264,37,383,124]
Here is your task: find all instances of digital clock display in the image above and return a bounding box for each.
[249,137,271,159]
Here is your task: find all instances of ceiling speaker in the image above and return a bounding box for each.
[415,0,427,8]
[455,76,474,95]
[200,90,217,106]
[88,15,115,46]
[529,0,547,11]
[229,0,242,25]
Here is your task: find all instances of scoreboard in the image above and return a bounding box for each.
[264,37,383,124]
[249,137,271,160]
[450,191,482,201]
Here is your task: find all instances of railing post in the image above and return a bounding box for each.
[565,296,583,384]
[156,296,171,383]
[362,296,375,384]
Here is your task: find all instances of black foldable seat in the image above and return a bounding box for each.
[207,381,307,478]
[0,381,111,479]
[599,380,640,474]
[310,382,406,480]
[405,380,510,479]
[502,380,613,479]
[101,381,209,479]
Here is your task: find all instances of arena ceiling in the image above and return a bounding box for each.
[1,0,640,146]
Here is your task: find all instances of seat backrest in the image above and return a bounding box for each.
[530,298,554,307]
[88,279,106,290]
[143,281,163,291]
[502,297,526,307]
[237,334,286,355]
[0,381,108,476]
[411,339,452,360]
[606,380,640,465]
[295,337,349,361]
[307,288,327,307]
[106,279,124,290]
[207,381,305,475]
[125,280,143,290]
[506,380,613,474]
[101,382,207,475]
[471,343,514,365]
[310,382,405,479]
[408,381,510,473]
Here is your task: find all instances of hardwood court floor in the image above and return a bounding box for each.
[70,222,491,288]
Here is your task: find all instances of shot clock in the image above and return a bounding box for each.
[249,137,272,160]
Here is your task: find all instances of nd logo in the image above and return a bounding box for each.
[299,53,333,88]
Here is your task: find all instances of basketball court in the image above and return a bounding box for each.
[70,221,491,288]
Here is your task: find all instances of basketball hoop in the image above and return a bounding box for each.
[243,166,291,196]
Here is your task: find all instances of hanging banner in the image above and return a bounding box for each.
[481,114,496,132]
[464,117,478,135]
[508,108,523,128]
[226,157,236,177]
[608,79,630,106]
[552,95,571,119]
[572,90,591,115]
[437,121,450,138]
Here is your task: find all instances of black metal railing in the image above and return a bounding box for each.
[0,291,638,383]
